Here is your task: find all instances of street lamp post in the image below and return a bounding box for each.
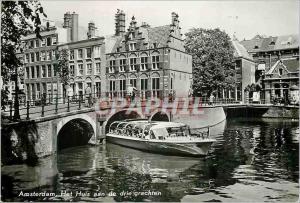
[13,66,20,120]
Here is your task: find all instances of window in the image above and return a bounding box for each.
[35,52,40,62]
[41,51,46,61]
[94,46,101,58]
[42,38,46,47]
[25,54,29,63]
[47,65,52,77]
[140,57,148,71]
[86,48,92,58]
[95,62,101,74]
[129,43,136,51]
[78,49,83,59]
[254,45,259,49]
[52,36,57,45]
[87,64,92,75]
[120,79,126,91]
[30,53,35,63]
[141,78,148,90]
[46,51,51,61]
[42,66,46,77]
[129,78,137,88]
[152,55,159,69]
[152,78,160,90]
[31,66,35,78]
[29,41,34,49]
[46,37,51,46]
[109,60,115,73]
[70,50,74,60]
[129,58,137,71]
[35,40,40,48]
[26,67,29,79]
[109,80,116,91]
[78,64,83,76]
[52,50,56,60]
[96,82,101,96]
[279,67,283,76]
[36,66,40,78]
[70,65,75,76]
[53,66,57,76]
[119,59,126,72]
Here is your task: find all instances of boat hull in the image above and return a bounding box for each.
[106,135,215,156]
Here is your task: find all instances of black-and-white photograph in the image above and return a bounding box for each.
[1,0,299,202]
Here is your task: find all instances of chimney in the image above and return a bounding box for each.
[63,12,72,42]
[115,9,125,36]
[87,22,96,39]
[71,12,78,42]
[171,12,179,26]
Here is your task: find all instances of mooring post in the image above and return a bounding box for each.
[26,101,30,120]
[41,101,45,117]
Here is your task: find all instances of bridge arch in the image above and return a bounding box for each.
[56,114,96,151]
[150,110,170,122]
[104,109,144,133]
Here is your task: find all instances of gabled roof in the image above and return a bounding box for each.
[147,25,171,47]
[240,34,299,52]
[232,40,253,61]
[266,57,299,74]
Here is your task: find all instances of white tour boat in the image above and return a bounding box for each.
[106,119,216,156]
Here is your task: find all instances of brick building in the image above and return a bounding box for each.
[58,22,105,98]
[22,23,69,102]
[105,11,193,99]
[232,39,256,102]
[240,35,299,103]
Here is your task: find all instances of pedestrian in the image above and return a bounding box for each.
[127,84,137,102]
[85,86,92,107]
[209,94,215,105]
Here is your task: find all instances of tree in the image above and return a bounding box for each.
[184,28,236,97]
[53,48,69,101]
[1,1,46,119]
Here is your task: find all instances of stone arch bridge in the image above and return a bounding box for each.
[2,100,227,162]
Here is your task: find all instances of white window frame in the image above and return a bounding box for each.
[129,57,137,71]
[152,55,159,70]
[86,63,92,75]
[119,59,126,72]
[78,64,83,76]
[140,56,148,71]
[95,62,101,74]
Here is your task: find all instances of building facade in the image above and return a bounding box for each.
[105,11,193,99]
[232,39,256,102]
[58,36,105,98]
[240,34,299,103]
[22,25,68,102]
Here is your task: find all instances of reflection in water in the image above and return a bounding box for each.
[1,118,299,202]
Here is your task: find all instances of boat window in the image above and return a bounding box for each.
[167,126,190,137]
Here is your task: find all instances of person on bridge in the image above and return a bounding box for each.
[209,94,215,105]
[127,84,137,102]
[85,86,92,107]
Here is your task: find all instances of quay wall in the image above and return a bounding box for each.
[225,106,299,119]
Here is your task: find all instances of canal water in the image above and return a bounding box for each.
[1,118,299,202]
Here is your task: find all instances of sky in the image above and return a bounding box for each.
[41,0,299,41]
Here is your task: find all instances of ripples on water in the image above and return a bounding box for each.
[1,118,299,202]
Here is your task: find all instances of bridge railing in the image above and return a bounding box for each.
[2,92,245,121]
